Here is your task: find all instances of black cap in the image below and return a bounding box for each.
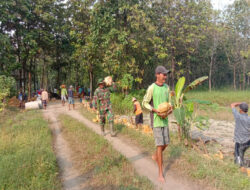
[155,66,171,74]
[239,102,248,113]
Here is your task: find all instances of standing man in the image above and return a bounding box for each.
[132,97,143,130]
[93,77,116,136]
[41,89,49,110]
[231,102,250,166]
[18,90,23,109]
[61,85,67,106]
[142,65,173,183]
[68,85,75,110]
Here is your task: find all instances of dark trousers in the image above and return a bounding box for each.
[235,140,250,166]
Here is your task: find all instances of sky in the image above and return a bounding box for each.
[211,0,235,10]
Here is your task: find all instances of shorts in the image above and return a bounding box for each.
[153,127,170,146]
[42,100,47,106]
[135,113,143,124]
[68,97,74,104]
[99,109,114,125]
[61,95,67,101]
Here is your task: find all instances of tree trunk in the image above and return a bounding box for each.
[56,68,60,88]
[239,71,242,90]
[242,61,246,90]
[33,60,36,92]
[89,65,93,98]
[28,70,31,100]
[41,55,46,89]
[186,55,191,84]
[209,54,213,92]
[171,39,175,89]
[248,75,250,86]
[233,64,236,90]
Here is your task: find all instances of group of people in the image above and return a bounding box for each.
[92,65,249,183]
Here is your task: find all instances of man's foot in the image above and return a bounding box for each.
[158,176,165,183]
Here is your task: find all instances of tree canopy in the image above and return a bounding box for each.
[0,0,249,98]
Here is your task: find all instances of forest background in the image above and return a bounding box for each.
[0,0,249,99]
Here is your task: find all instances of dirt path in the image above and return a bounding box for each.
[44,102,212,190]
[43,104,88,190]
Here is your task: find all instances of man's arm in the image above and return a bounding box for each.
[108,82,117,92]
[231,102,241,109]
[142,84,158,113]
[133,104,136,113]
[92,90,98,109]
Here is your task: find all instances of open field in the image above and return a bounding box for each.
[186,90,250,106]
[59,114,154,190]
[186,90,250,121]
[79,106,250,190]
[0,108,61,190]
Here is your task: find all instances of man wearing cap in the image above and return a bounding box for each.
[93,77,117,136]
[68,85,75,110]
[132,97,143,130]
[231,102,250,166]
[142,65,173,182]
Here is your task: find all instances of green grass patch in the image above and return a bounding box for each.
[186,90,250,106]
[0,109,61,190]
[59,114,154,190]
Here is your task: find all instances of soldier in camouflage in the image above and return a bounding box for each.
[92,78,117,136]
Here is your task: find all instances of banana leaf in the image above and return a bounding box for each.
[183,76,208,93]
[175,77,185,107]
[173,107,185,126]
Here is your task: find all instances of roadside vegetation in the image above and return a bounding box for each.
[79,103,250,190]
[110,90,250,121]
[59,114,154,190]
[0,108,61,190]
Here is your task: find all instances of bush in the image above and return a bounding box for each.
[110,89,146,115]
[0,75,15,111]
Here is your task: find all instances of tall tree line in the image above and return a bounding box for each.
[0,0,249,98]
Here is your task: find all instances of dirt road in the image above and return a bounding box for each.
[43,102,213,190]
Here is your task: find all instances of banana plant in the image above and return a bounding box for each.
[172,76,209,142]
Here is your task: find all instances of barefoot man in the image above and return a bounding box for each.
[142,65,173,182]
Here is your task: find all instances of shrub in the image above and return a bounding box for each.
[0,75,15,111]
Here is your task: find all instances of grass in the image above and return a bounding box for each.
[186,90,250,106]
[79,105,250,190]
[186,90,250,121]
[58,114,154,190]
[0,108,61,190]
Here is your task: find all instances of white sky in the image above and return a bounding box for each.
[211,0,235,10]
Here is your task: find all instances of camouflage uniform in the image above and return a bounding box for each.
[93,79,116,135]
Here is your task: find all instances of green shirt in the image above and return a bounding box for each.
[61,88,67,96]
[142,83,169,127]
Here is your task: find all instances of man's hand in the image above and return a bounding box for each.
[231,102,241,109]
[153,106,173,119]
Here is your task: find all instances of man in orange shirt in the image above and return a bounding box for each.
[132,97,143,130]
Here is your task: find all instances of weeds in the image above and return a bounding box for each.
[59,114,154,190]
[0,109,61,190]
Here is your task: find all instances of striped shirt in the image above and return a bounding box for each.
[232,108,250,144]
